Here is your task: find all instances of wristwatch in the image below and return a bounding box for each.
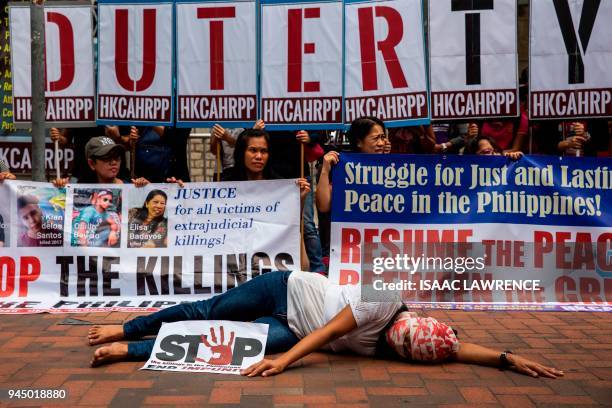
[499,350,513,369]
[440,143,448,153]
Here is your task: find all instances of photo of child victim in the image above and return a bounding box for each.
[127,189,168,248]
[71,189,122,248]
[16,189,65,247]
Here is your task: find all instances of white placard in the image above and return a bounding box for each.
[429,0,518,120]
[260,0,343,129]
[9,4,95,127]
[176,0,258,126]
[529,0,612,119]
[144,321,269,374]
[97,1,174,124]
[0,179,300,314]
[343,0,428,126]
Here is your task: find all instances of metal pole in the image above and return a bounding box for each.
[30,0,46,181]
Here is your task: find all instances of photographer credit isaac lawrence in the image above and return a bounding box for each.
[370,254,541,292]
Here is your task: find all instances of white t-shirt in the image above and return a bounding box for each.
[287,272,402,356]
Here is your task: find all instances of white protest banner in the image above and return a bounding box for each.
[9,3,95,127]
[344,0,428,127]
[260,0,343,130]
[529,0,612,120]
[0,179,300,314]
[176,0,258,127]
[143,321,268,374]
[328,154,611,312]
[429,0,518,120]
[97,0,174,125]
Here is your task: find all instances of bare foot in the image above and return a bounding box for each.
[88,325,125,346]
[91,342,129,367]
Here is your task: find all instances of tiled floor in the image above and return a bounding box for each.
[0,310,610,407]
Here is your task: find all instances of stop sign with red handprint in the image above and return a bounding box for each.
[196,326,235,365]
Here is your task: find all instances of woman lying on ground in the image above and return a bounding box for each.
[88,270,563,379]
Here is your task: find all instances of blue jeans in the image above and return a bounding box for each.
[124,271,299,360]
[303,179,325,272]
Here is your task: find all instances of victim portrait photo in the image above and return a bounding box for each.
[16,186,65,247]
[71,188,122,248]
[127,188,168,248]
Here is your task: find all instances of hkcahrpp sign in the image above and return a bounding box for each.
[344,0,429,126]
[529,0,612,119]
[176,0,258,127]
[97,0,174,125]
[260,0,344,130]
[9,3,95,127]
[143,321,268,374]
[429,0,518,120]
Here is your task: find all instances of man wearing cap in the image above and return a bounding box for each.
[54,137,150,187]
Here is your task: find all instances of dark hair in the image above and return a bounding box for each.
[132,189,167,231]
[346,116,386,152]
[17,195,39,210]
[228,129,274,180]
[464,135,502,155]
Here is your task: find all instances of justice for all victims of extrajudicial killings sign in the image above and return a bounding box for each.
[8,0,611,128]
[0,179,300,314]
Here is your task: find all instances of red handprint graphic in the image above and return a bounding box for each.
[195,326,235,365]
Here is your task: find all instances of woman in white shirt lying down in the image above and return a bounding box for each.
[88,271,563,378]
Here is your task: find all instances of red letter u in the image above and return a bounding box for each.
[115,8,157,92]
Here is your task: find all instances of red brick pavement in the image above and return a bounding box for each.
[0,310,610,407]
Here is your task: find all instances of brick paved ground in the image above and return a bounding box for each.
[0,310,610,407]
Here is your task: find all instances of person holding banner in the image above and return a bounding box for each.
[316,117,388,213]
[222,129,281,181]
[87,270,564,379]
[53,137,151,187]
[464,135,523,160]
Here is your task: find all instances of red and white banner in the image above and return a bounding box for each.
[176,0,258,126]
[9,3,95,127]
[529,0,612,120]
[97,1,174,124]
[0,179,300,314]
[429,0,518,120]
[144,321,268,374]
[260,0,343,129]
[344,0,428,126]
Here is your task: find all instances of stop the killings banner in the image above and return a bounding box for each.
[9,2,95,127]
[0,179,300,314]
[429,0,518,120]
[97,0,174,125]
[529,0,612,120]
[328,154,611,312]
